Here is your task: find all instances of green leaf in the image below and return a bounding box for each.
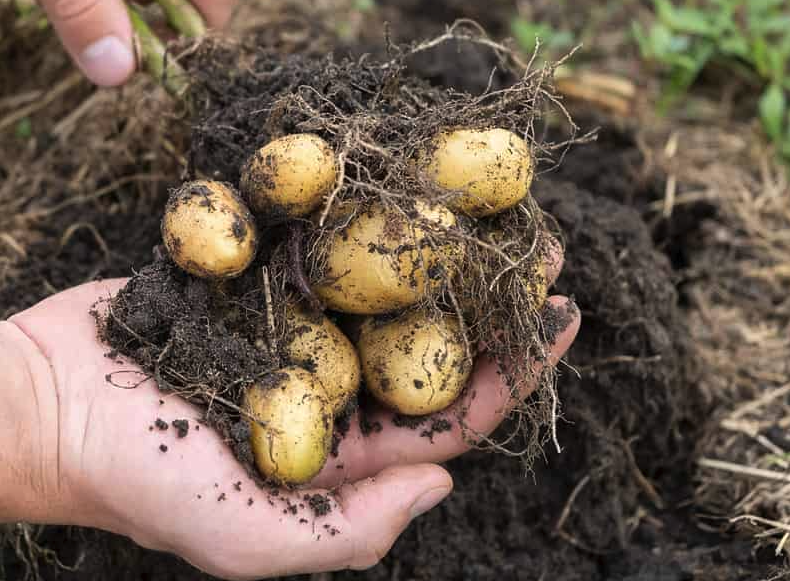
[511,18,571,54]
[752,37,771,77]
[631,21,652,58]
[760,83,787,141]
[353,0,376,12]
[719,33,750,59]
[14,118,31,140]
[767,49,787,84]
[656,0,715,36]
[649,22,676,59]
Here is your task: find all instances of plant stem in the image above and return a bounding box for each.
[128,4,189,98]
[154,0,206,38]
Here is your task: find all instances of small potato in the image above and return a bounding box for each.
[313,201,458,315]
[162,180,258,278]
[357,310,472,416]
[284,304,361,414]
[524,260,548,312]
[420,128,534,217]
[241,134,337,221]
[489,229,548,312]
[244,367,332,485]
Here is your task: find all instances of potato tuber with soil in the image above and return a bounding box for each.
[283,304,361,414]
[100,41,570,487]
[244,367,333,485]
[312,200,459,315]
[241,133,337,221]
[161,180,258,278]
[420,128,534,217]
[357,310,472,416]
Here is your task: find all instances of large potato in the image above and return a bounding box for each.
[241,134,337,221]
[357,310,472,415]
[313,201,458,315]
[161,180,258,278]
[420,128,534,217]
[244,367,332,485]
[284,304,360,413]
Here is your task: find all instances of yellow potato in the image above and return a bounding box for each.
[421,128,534,217]
[525,260,548,312]
[357,310,472,415]
[313,201,458,314]
[241,134,337,221]
[244,367,332,485]
[489,229,548,312]
[161,180,258,279]
[284,304,361,413]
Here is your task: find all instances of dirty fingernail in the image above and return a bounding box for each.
[410,486,451,519]
[78,36,135,87]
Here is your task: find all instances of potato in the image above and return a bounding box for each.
[284,304,361,413]
[524,260,548,312]
[244,367,332,485]
[313,201,458,314]
[420,128,534,217]
[162,180,258,278]
[489,229,548,312]
[357,310,472,415]
[241,134,337,221]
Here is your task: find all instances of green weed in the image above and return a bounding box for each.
[633,0,790,162]
[511,17,574,60]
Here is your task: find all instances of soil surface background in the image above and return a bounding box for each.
[1,1,785,580]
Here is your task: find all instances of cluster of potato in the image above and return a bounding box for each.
[160,128,541,485]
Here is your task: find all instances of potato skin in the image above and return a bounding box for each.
[421,128,533,217]
[357,311,472,415]
[284,305,361,414]
[240,134,336,221]
[244,367,332,485]
[162,180,258,279]
[525,260,548,312]
[313,201,458,315]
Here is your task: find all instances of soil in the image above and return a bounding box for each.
[0,1,783,580]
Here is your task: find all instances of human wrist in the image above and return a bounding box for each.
[0,321,78,524]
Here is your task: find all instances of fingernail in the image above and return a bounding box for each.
[409,486,451,519]
[78,36,134,87]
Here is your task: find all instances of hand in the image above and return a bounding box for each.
[40,0,236,87]
[0,255,578,580]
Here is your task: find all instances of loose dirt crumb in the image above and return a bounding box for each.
[305,494,332,517]
[155,418,169,431]
[218,493,226,502]
[172,419,189,438]
[392,414,428,430]
[360,416,383,435]
[420,418,452,442]
[159,444,168,453]
[247,498,254,506]
[233,481,242,491]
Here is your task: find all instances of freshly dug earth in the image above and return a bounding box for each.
[0,4,780,581]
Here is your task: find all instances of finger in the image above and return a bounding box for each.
[263,464,452,577]
[313,295,581,487]
[545,234,564,287]
[40,0,135,87]
[189,0,236,27]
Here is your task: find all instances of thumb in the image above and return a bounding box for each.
[41,0,135,87]
[318,464,453,572]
